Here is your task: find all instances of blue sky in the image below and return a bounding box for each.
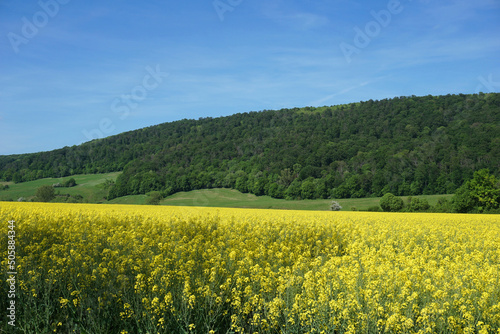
[1,0,499,155]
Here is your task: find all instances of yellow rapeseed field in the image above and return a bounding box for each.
[1,202,499,333]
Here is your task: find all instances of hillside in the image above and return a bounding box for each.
[1,93,499,200]
[0,174,452,211]
[0,173,120,203]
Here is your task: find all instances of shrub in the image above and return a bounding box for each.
[380,193,404,212]
[330,201,342,211]
[452,169,500,213]
[35,185,56,202]
[406,197,430,212]
[63,178,77,187]
[146,191,162,205]
[434,197,452,213]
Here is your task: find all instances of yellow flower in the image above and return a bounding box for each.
[2,202,499,333]
[59,298,69,308]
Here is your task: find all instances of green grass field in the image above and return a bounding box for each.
[1,173,453,211]
[0,172,120,202]
[155,188,453,211]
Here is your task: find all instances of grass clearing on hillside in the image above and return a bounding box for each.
[1,175,453,211]
[160,188,453,211]
[0,172,120,202]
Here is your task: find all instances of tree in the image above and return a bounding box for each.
[285,179,302,200]
[380,193,404,212]
[36,185,55,202]
[277,168,295,187]
[1,94,498,201]
[314,178,328,199]
[331,184,351,199]
[252,177,267,196]
[406,196,430,212]
[330,201,342,211]
[452,169,500,213]
[63,178,77,187]
[434,197,452,213]
[300,178,316,199]
[146,191,162,205]
[267,183,285,199]
[235,175,248,193]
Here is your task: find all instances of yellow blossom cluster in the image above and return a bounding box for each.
[0,202,499,333]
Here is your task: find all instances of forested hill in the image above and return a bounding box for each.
[1,93,499,200]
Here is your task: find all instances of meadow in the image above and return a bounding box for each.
[1,202,499,333]
[0,173,121,203]
[0,174,452,211]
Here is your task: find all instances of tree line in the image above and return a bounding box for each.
[362,169,500,214]
[1,93,499,202]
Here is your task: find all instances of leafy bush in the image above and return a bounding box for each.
[63,178,77,187]
[330,200,342,211]
[434,197,452,213]
[53,193,84,203]
[452,169,500,213]
[146,191,163,205]
[35,185,56,202]
[406,197,430,212]
[380,193,404,212]
[53,178,77,188]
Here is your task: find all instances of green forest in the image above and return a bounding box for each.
[1,93,499,203]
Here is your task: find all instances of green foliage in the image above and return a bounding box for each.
[434,197,452,213]
[63,178,77,187]
[146,191,162,205]
[101,178,115,189]
[1,94,499,201]
[300,178,316,199]
[35,185,55,202]
[406,196,430,212]
[53,193,84,203]
[366,205,382,212]
[267,183,285,199]
[285,179,302,200]
[452,169,500,213]
[380,193,404,212]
